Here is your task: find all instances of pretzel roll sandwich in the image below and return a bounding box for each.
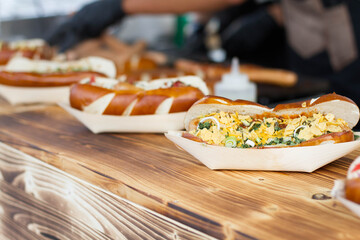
[70,76,209,115]
[0,56,116,87]
[0,39,54,65]
[183,94,359,148]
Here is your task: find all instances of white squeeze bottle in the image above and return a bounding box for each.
[214,58,257,102]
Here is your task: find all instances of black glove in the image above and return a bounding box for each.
[46,0,124,52]
[221,7,280,56]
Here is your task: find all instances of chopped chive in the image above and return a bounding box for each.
[241,120,250,127]
[225,136,237,148]
[250,123,261,132]
[274,122,281,131]
[198,122,212,130]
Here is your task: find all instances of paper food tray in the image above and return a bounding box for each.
[59,103,186,134]
[0,84,69,105]
[332,180,360,218]
[165,131,360,172]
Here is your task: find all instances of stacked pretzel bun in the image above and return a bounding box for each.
[184,94,359,148]
[346,157,360,204]
[0,39,54,65]
[66,35,161,77]
[70,76,209,115]
[0,56,116,87]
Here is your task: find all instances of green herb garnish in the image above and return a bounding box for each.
[293,137,305,144]
[274,122,281,131]
[250,123,261,132]
[225,136,237,148]
[198,122,212,130]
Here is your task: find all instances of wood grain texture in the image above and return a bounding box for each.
[0,103,359,239]
[0,96,49,115]
[0,143,214,240]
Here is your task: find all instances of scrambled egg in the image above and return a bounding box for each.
[189,111,348,148]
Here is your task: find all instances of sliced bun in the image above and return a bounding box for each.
[297,130,354,147]
[134,76,209,95]
[0,39,54,65]
[70,76,208,116]
[185,93,359,131]
[185,96,271,131]
[0,56,116,87]
[4,56,116,78]
[274,94,359,129]
[0,71,105,87]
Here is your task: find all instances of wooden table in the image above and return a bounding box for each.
[0,97,360,240]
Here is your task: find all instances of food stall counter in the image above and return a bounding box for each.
[0,98,359,240]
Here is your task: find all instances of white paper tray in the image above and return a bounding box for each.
[332,180,360,218]
[165,131,360,172]
[59,103,186,134]
[0,84,69,105]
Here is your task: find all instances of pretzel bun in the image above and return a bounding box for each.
[119,55,157,75]
[66,36,158,77]
[345,178,360,204]
[184,94,359,148]
[0,71,105,87]
[0,39,54,65]
[70,76,209,115]
[0,56,116,87]
[175,59,297,87]
[345,157,360,204]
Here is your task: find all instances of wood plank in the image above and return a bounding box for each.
[0,142,215,240]
[0,105,359,239]
[0,96,50,115]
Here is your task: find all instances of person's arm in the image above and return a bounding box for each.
[123,0,244,14]
[46,0,244,52]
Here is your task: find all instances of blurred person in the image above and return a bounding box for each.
[194,2,286,68]
[46,0,246,52]
[282,0,360,108]
[47,0,360,108]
